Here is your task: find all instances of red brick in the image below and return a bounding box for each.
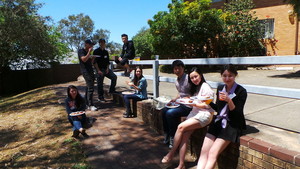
[295,154,300,166]
[270,146,299,164]
[240,135,254,147]
[248,138,274,154]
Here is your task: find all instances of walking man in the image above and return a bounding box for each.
[78,39,98,111]
[93,38,117,102]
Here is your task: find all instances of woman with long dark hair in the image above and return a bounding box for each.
[197,64,247,169]
[123,66,148,118]
[162,67,215,169]
[65,85,89,138]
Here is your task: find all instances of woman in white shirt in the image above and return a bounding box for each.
[161,67,215,169]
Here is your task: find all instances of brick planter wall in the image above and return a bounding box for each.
[134,100,300,169]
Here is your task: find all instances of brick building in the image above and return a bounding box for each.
[211,0,299,56]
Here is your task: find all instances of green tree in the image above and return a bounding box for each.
[92,28,122,56]
[58,13,94,51]
[93,28,111,43]
[132,27,154,60]
[219,0,263,57]
[0,0,69,70]
[148,0,223,58]
[106,42,122,57]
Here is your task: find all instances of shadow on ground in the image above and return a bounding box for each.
[269,70,300,79]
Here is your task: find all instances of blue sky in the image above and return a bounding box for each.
[36,0,171,44]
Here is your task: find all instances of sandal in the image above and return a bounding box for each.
[161,155,172,164]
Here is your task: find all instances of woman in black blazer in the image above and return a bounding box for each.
[197,64,247,169]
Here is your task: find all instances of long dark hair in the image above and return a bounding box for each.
[133,66,144,86]
[188,67,206,96]
[67,85,83,108]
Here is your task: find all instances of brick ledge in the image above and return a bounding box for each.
[240,135,300,166]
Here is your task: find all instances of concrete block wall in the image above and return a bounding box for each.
[135,100,300,169]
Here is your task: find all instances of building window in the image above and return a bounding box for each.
[258,19,275,39]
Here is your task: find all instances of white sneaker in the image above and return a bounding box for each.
[89,106,98,111]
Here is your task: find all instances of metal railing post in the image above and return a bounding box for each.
[153,55,159,98]
[109,61,114,70]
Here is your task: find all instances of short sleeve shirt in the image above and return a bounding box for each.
[78,48,94,74]
[175,73,191,97]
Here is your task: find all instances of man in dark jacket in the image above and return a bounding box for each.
[115,34,135,76]
[93,38,117,102]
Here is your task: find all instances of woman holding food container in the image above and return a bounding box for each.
[123,66,148,118]
[162,67,215,169]
[197,64,247,169]
[65,85,89,138]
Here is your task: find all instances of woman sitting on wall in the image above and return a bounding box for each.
[197,64,247,169]
[123,66,148,118]
[161,67,215,169]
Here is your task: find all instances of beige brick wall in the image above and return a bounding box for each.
[208,0,300,56]
[254,4,297,56]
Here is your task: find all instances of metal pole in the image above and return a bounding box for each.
[109,61,114,70]
[153,55,159,98]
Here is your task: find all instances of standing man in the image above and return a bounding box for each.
[162,60,192,148]
[93,38,117,102]
[115,34,135,76]
[78,39,98,111]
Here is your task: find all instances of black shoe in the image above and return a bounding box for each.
[72,130,80,138]
[163,134,170,145]
[82,132,90,138]
[131,114,137,118]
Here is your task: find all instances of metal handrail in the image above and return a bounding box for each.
[112,55,300,99]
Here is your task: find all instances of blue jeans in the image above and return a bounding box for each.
[162,104,192,137]
[96,69,117,98]
[123,94,143,113]
[68,114,87,131]
[82,71,95,106]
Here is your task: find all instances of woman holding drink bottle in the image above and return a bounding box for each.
[197,64,247,169]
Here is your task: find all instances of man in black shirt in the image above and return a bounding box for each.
[115,34,135,76]
[78,39,97,111]
[93,39,117,102]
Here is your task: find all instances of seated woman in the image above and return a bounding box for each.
[123,66,148,118]
[65,85,89,138]
[197,64,247,169]
[161,67,215,169]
